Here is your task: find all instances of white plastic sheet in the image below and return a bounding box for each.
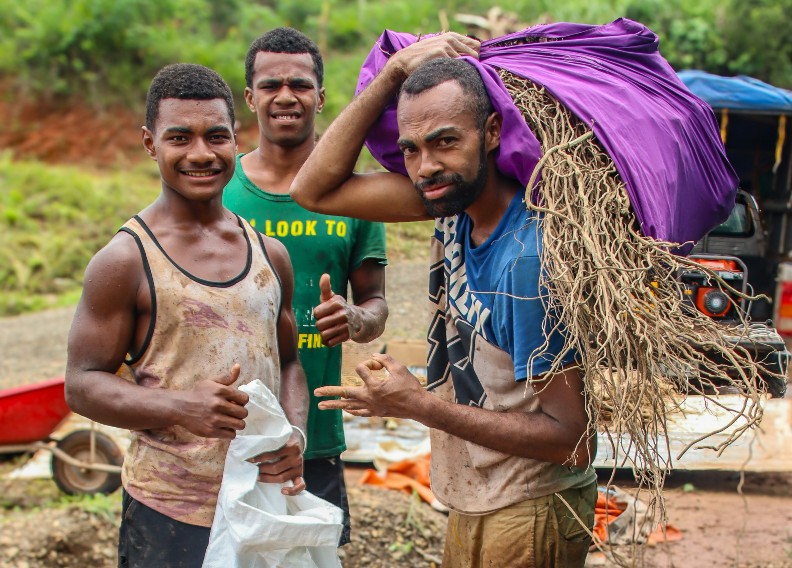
[202,380,343,568]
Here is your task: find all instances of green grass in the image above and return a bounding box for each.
[385,220,433,262]
[56,490,121,522]
[0,470,121,521]
[0,154,161,315]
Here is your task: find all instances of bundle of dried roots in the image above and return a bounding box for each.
[499,69,779,556]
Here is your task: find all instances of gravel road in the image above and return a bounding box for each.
[0,306,77,389]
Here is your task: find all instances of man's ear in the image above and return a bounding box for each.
[141,126,157,160]
[484,112,502,154]
[244,87,255,113]
[317,87,326,113]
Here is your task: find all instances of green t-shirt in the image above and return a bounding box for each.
[223,154,387,459]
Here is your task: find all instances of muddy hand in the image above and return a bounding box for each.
[249,430,306,495]
[313,273,354,347]
[176,363,249,439]
[315,354,424,418]
[389,32,480,78]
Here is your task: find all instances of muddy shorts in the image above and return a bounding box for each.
[303,456,351,546]
[118,490,210,568]
[442,480,598,568]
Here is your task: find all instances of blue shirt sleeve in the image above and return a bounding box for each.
[492,255,576,380]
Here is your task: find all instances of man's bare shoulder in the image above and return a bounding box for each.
[83,231,144,295]
[259,233,291,274]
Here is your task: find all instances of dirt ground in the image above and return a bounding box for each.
[1,261,792,567]
[0,93,261,168]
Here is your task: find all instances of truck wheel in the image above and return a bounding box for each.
[51,430,123,495]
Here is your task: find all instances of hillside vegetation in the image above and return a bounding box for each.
[0,0,790,314]
[0,156,161,314]
[1,0,790,115]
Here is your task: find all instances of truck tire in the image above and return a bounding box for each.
[51,430,123,495]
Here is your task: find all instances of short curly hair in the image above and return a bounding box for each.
[145,63,235,131]
[400,58,492,130]
[245,27,324,88]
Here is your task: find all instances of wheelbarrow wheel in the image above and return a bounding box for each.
[51,430,123,495]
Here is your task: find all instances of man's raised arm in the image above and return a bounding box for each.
[290,33,480,222]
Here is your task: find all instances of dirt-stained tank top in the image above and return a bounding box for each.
[118,215,281,527]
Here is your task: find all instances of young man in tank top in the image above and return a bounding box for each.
[65,63,309,568]
[223,28,388,546]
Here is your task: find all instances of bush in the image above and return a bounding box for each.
[2,0,792,108]
[0,153,160,313]
[0,0,282,106]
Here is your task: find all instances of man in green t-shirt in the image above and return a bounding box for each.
[223,27,388,546]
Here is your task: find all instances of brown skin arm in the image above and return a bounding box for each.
[316,354,594,467]
[64,234,249,438]
[313,259,388,347]
[290,33,480,222]
[249,236,309,495]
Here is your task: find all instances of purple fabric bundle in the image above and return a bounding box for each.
[356,18,738,248]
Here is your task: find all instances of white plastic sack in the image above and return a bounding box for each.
[202,380,343,568]
[600,486,654,546]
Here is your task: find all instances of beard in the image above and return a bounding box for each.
[413,142,488,218]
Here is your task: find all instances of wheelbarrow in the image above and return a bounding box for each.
[0,377,123,495]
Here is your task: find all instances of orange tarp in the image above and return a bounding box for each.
[359,454,436,505]
[361,462,682,547]
[593,488,682,545]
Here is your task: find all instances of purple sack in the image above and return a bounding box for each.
[356,18,738,248]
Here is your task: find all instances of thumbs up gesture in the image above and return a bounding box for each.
[319,273,334,303]
[313,273,354,347]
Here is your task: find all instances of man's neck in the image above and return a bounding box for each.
[466,172,522,248]
[144,188,230,230]
[242,135,316,195]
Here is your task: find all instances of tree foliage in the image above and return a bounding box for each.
[720,0,792,88]
[625,0,727,72]
[0,0,281,105]
[626,0,792,88]
[0,0,790,110]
